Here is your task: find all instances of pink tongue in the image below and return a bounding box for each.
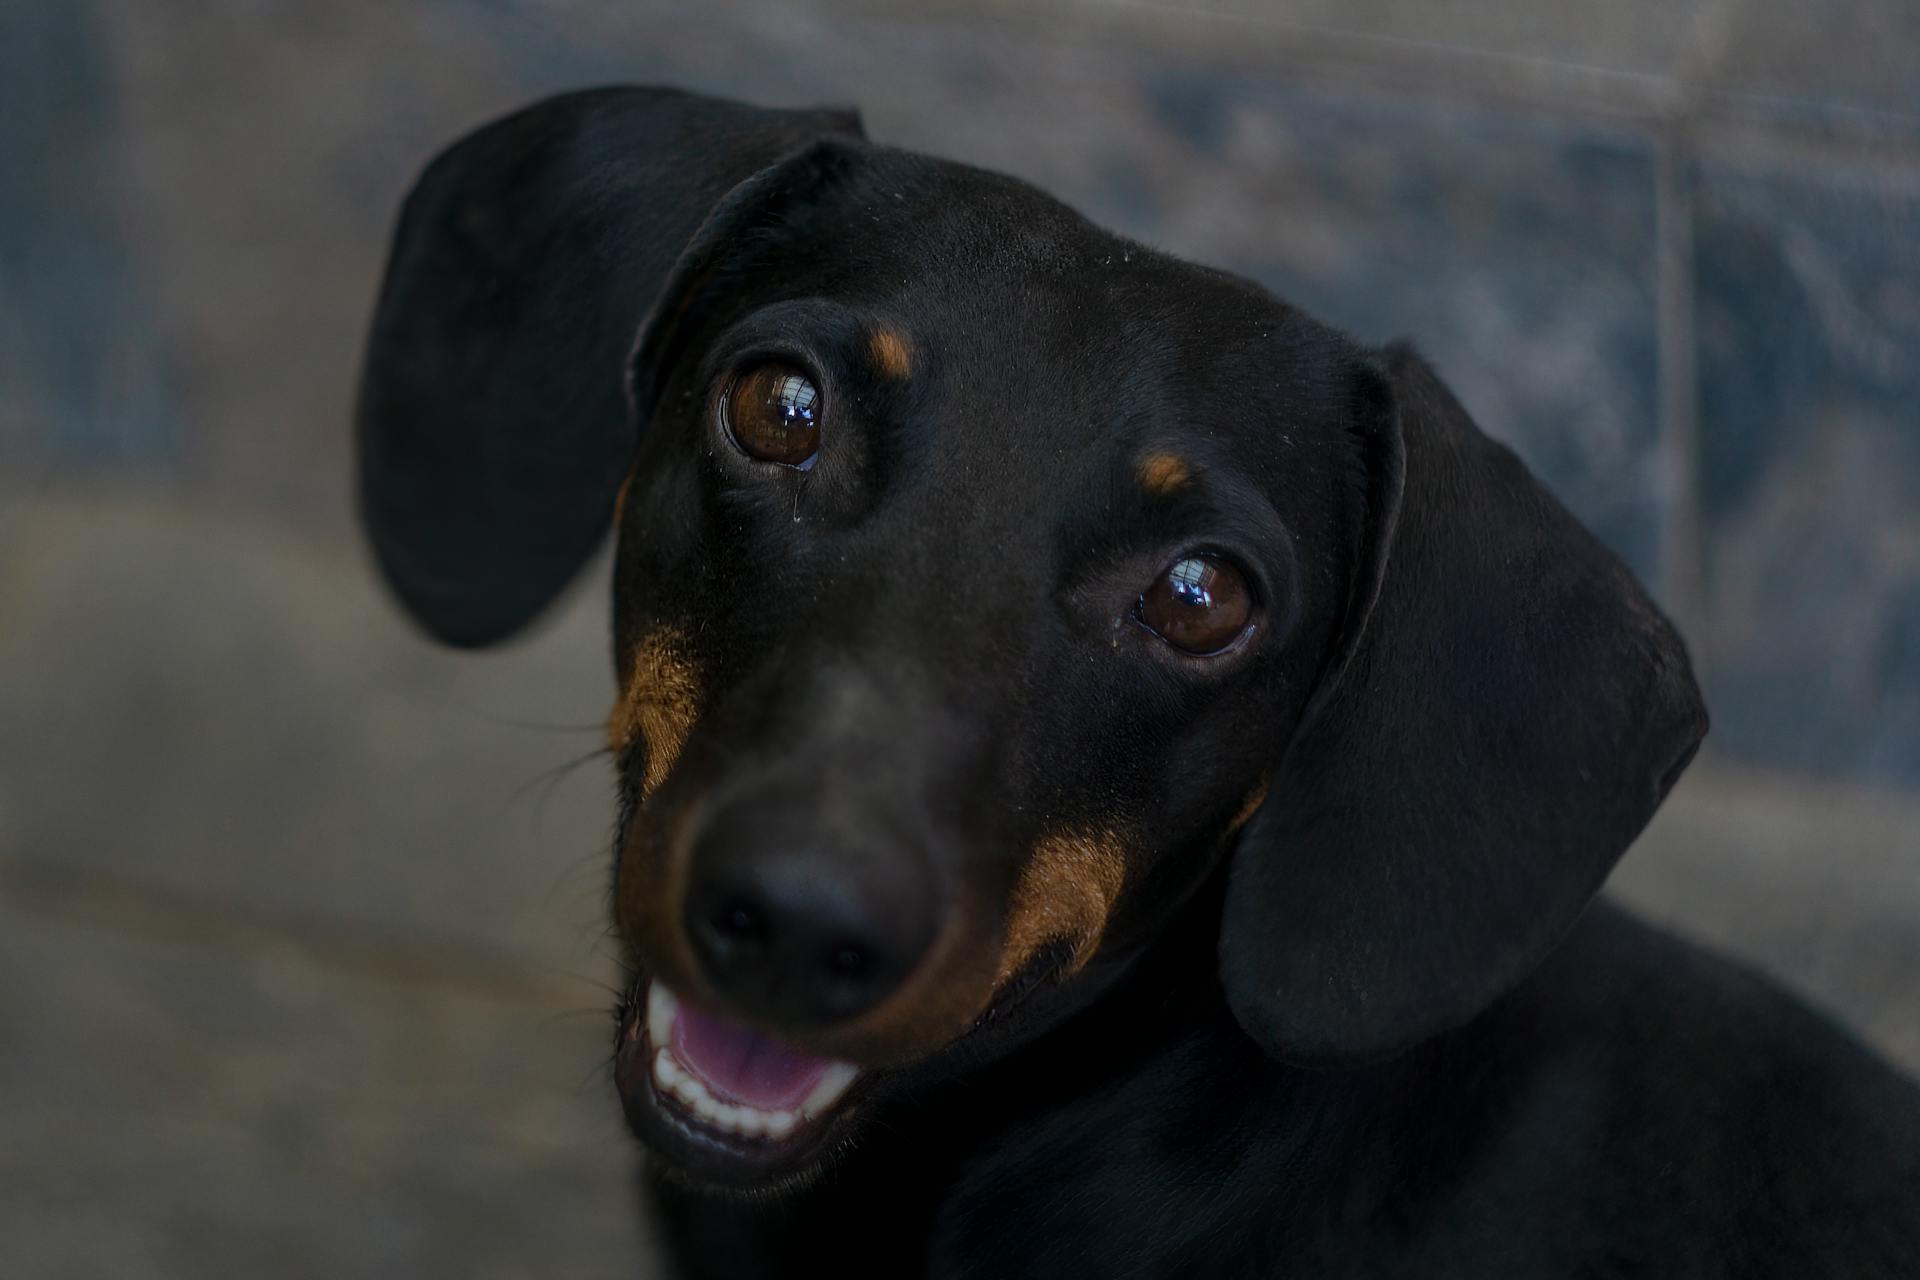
[671,1003,832,1111]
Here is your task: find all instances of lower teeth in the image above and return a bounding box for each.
[652,1048,799,1138]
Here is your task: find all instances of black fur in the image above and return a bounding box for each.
[357,87,1920,1277]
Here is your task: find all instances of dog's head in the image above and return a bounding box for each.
[358,87,1706,1192]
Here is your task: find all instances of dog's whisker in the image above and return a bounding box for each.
[509,745,613,808]
[530,967,628,1002]
[534,1006,622,1034]
[513,746,615,837]
[541,843,619,912]
[467,708,612,734]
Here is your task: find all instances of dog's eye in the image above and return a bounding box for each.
[1137,555,1254,655]
[723,362,820,468]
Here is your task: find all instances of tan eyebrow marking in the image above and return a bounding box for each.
[869,328,913,380]
[1138,452,1193,495]
[996,826,1129,986]
[606,626,703,796]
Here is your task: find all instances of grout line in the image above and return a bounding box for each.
[1088,0,1688,94]
[1655,130,1706,648]
[0,856,609,1008]
[853,0,1920,172]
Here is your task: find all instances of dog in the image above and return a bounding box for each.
[356,87,1920,1278]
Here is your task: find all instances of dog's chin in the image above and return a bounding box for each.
[614,981,883,1194]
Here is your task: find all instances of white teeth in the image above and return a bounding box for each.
[799,1062,861,1118]
[648,1048,808,1142]
[645,984,678,1048]
[639,989,862,1143]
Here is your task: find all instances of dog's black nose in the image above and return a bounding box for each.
[683,820,941,1030]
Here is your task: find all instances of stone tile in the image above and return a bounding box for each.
[1701,0,1920,134]
[994,0,1920,140]
[0,0,176,464]
[0,492,619,960]
[1691,157,1920,785]
[0,906,658,1279]
[1020,0,1719,84]
[70,0,531,532]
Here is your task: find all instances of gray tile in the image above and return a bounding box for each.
[1701,0,1920,135]
[1027,0,1719,84]
[0,906,658,1279]
[62,0,531,528]
[0,494,619,959]
[0,0,177,464]
[1614,759,1920,1074]
[1692,157,1920,785]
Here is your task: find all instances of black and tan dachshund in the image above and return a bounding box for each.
[356,87,1920,1278]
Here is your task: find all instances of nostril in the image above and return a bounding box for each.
[682,822,943,1029]
[713,896,770,944]
[824,942,875,981]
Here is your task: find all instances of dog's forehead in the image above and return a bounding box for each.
[871,159,1271,350]
[812,153,1326,464]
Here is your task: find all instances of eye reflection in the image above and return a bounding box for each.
[1137,554,1253,655]
[767,374,817,418]
[1167,558,1213,608]
[724,362,820,467]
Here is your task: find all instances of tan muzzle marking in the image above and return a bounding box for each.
[996,827,1129,986]
[607,626,703,796]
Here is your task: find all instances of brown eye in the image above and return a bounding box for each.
[1137,555,1254,655]
[723,362,820,467]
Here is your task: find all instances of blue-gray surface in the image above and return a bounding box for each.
[1694,159,1920,785]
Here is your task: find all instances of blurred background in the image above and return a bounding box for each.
[2,1,1917,1275]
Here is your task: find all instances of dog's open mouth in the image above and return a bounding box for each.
[616,982,864,1182]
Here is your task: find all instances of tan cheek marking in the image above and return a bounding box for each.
[614,787,707,982]
[1227,777,1270,833]
[1138,452,1193,495]
[606,627,702,796]
[611,469,635,528]
[996,828,1129,986]
[869,328,912,380]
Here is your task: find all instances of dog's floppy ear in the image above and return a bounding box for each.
[1221,343,1707,1067]
[356,87,862,646]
